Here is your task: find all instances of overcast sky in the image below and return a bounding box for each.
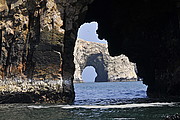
[77,22,106,82]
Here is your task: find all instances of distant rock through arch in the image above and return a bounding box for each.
[73,38,137,83]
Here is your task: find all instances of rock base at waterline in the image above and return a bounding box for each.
[0,80,74,104]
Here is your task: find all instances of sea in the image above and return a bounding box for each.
[0,81,180,120]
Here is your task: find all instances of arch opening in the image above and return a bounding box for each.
[83,0,180,98]
[74,21,140,83]
[73,21,109,83]
[82,66,97,82]
[73,20,148,104]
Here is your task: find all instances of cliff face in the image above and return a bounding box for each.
[0,0,92,103]
[0,0,64,81]
[74,39,137,83]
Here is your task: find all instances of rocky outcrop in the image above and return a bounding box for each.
[0,79,64,103]
[0,0,64,80]
[0,0,93,103]
[0,0,66,103]
[74,39,137,83]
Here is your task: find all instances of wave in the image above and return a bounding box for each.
[27,105,64,109]
[27,102,175,109]
[62,102,174,109]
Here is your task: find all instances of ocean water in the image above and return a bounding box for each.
[0,81,180,120]
[74,81,148,105]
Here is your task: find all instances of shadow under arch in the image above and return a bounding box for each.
[86,53,108,82]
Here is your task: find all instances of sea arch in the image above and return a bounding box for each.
[73,38,137,83]
[74,53,108,82]
[73,39,109,82]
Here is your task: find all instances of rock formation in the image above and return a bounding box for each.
[74,38,137,83]
[0,0,64,80]
[1,0,180,103]
[0,0,93,103]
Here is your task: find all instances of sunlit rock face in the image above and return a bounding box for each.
[0,0,93,103]
[0,0,64,82]
[0,0,65,103]
[0,0,8,12]
[74,39,137,83]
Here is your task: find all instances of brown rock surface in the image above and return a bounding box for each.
[0,0,93,103]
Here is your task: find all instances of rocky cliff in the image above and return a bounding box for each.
[74,39,137,83]
[0,0,64,80]
[0,0,92,103]
[1,0,180,103]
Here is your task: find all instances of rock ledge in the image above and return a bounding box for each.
[0,79,73,104]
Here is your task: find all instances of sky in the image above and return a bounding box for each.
[81,66,97,82]
[77,22,107,82]
[77,22,107,44]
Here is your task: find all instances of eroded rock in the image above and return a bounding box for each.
[0,0,92,103]
[74,38,137,82]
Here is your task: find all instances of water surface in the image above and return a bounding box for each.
[0,81,179,120]
[74,81,147,105]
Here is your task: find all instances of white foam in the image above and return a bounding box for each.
[27,102,175,109]
[27,105,64,109]
[62,102,175,109]
[27,105,49,109]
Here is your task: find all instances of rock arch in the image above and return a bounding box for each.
[74,52,108,82]
[73,39,137,83]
